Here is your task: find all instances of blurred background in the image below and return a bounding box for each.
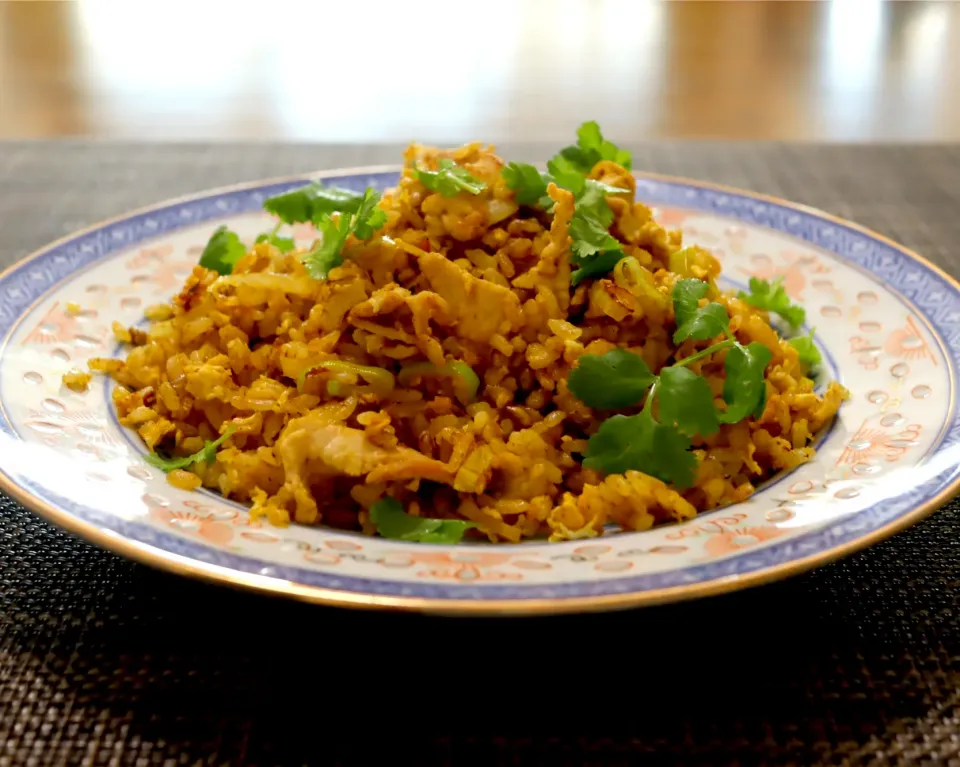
[0,0,958,143]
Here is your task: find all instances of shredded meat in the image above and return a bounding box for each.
[276,409,454,522]
[418,251,523,343]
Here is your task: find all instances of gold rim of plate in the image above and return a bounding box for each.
[1,167,957,616]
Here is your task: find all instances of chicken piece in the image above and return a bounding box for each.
[418,251,523,343]
[349,285,454,366]
[276,408,454,522]
[512,183,574,317]
[348,284,410,320]
[406,290,454,334]
[311,270,370,334]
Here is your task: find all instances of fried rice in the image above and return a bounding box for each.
[75,138,848,543]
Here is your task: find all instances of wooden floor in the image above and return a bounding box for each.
[1,0,958,142]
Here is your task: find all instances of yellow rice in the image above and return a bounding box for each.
[76,142,847,542]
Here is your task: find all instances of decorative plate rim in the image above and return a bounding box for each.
[0,166,958,616]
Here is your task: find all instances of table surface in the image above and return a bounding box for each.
[1,1,960,143]
[1,140,960,766]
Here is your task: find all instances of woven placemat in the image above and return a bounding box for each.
[1,141,959,766]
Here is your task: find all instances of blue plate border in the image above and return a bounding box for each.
[0,170,958,604]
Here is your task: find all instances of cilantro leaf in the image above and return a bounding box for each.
[263,182,365,225]
[738,277,805,328]
[672,279,730,344]
[567,349,656,409]
[414,159,486,197]
[657,366,720,438]
[301,188,387,280]
[352,188,388,240]
[557,120,632,173]
[303,214,352,280]
[538,193,556,213]
[672,278,709,324]
[502,162,550,206]
[369,497,476,544]
[255,232,296,254]
[788,329,822,369]
[198,226,247,275]
[719,342,773,423]
[569,211,622,261]
[571,250,625,287]
[563,178,626,284]
[546,155,587,196]
[146,426,235,473]
[582,410,698,488]
[673,303,730,344]
[577,180,621,227]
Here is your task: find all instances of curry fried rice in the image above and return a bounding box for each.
[75,123,847,543]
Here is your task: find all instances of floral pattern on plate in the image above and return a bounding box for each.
[0,170,957,612]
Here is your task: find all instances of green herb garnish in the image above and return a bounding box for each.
[582,410,699,489]
[568,279,774,487]
[369,497,477,544]
[502,162,550,206]
[566,349,656,410]
[545,154,588,197]
[738,277,805,328]
[568,207,621,262]
[255,223,295,254]
[557,120,632,174]
[657,366,722,437]
[414,159,486,197]
[198,226,247,276]
[788,329,822,369]
[146,426,236,473]
[302,189,387,280]
[263,182,366,225]
[672,278,731,344]
[570,250,625,287]
[565,180,627,286]
[498,123,630,285]
[718,342,772,423]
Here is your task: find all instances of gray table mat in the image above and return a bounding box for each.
[0,140,959,766]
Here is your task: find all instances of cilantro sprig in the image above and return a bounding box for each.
[255,222,295,254]
[557,120,632,173]
[567,278,774,488]
[414,159,486,197]
[500,163,626,285]
[500,123,632,286]
[672,279,731,343]
[550,159,628,285]
[302,188,387,280]
[502,162,550,206]
[198,226,247,275]
[738,277,805,328]
[565,349,656,410]
[739,277,821,369]
[513,159,627,284]
[369,497,477,544]
[263,182,367,225]
[146,426,236,473]
[788,329,822,369]
[197,178,387,280]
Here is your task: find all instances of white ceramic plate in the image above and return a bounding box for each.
[1,168,957,615]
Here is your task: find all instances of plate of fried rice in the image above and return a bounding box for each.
[0,123,958,614]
